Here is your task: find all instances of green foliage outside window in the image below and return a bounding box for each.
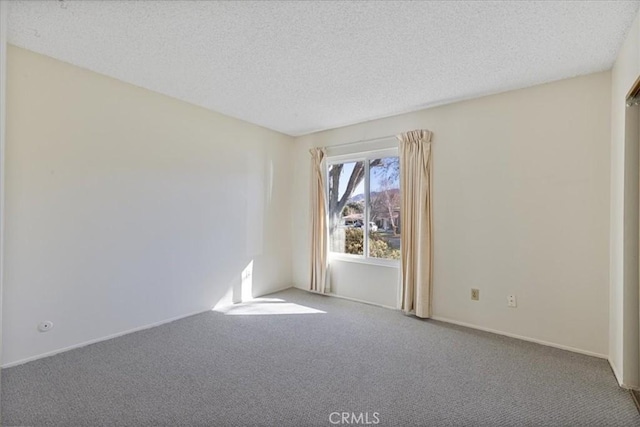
[344,228,400,260]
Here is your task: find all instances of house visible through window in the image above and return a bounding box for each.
[327,149,400,263]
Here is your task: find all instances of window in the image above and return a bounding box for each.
[327,149,400,264]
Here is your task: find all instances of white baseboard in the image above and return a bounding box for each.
[2,285,296,369]
[618,381,640,391]
[4,284,609,370]
[303,290,607,360]
[608,358,640,390]
[263,284,295,295]
[431,315,607,359]
[305,289,397,311]
[609,358,625,387]
[2,308,209,368]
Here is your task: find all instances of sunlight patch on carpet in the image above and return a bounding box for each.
[213,297,326,315]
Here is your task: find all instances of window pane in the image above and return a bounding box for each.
[368,157,401,259]
[328,161,365,255]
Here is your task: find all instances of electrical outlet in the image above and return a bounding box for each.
[38,320,53,332]
[507,295,517,308]
[471,289,479,301]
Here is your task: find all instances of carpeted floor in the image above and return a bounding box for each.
[2,288,639,426]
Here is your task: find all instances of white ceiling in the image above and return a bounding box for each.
[7,1,640,136]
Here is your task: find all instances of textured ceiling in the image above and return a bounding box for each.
[7,0,640,136]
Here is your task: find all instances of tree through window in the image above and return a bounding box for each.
[327,153,400,261]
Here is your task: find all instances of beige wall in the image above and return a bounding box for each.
[293,71,612,357]
[1,41,620,367]
[3,46,294,366]
[0,0,8,410]
[609,10,640,389]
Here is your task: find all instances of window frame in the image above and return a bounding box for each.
[325,147,400,268]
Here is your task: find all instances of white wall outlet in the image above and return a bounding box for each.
[471,289,479,301]
[507,295,517,308]
[38,320,53,332]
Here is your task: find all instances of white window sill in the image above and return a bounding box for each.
[329,253,400,268]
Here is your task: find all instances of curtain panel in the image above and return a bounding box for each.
[397,130,433,318]
[309,148,328,293]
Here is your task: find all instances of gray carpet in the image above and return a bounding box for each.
[2,288,639,426]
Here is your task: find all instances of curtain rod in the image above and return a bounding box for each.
[325,134,398,149]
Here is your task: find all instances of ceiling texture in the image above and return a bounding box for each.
[7,0,640,136]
